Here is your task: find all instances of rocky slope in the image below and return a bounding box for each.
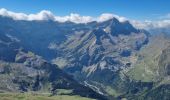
[0,31,106,100]
[123,34,170,100]
[0,15,170,100]
[54,18,150,97]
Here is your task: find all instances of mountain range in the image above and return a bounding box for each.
[0,15,170,100]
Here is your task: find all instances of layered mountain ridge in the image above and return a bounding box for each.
[0,29,106,100]
[0,15,169,100]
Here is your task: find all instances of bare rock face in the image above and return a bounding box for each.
[0,30,106,100]
[57,18,149,84]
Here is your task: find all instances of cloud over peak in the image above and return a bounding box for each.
[0,8,127,23]
[0,8,56,21]
[1,8,170,31]
[131,20,170,30]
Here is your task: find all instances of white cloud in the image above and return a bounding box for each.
[0,8,28,20]
[28,10,56,21]
[0,8,56,21]
[0,8,127,23]
[97,13,114,22]
[130,13,170,30]
[131,19,170,30]
[1,8,170,31]
[54,13,94,23]
[97,13,127,22]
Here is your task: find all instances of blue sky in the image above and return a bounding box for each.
[0,0,169,21]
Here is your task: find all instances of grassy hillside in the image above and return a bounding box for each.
[0,93,94,100]
[127,34,170,82]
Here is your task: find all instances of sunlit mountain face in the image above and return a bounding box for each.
[0,3,170,100]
